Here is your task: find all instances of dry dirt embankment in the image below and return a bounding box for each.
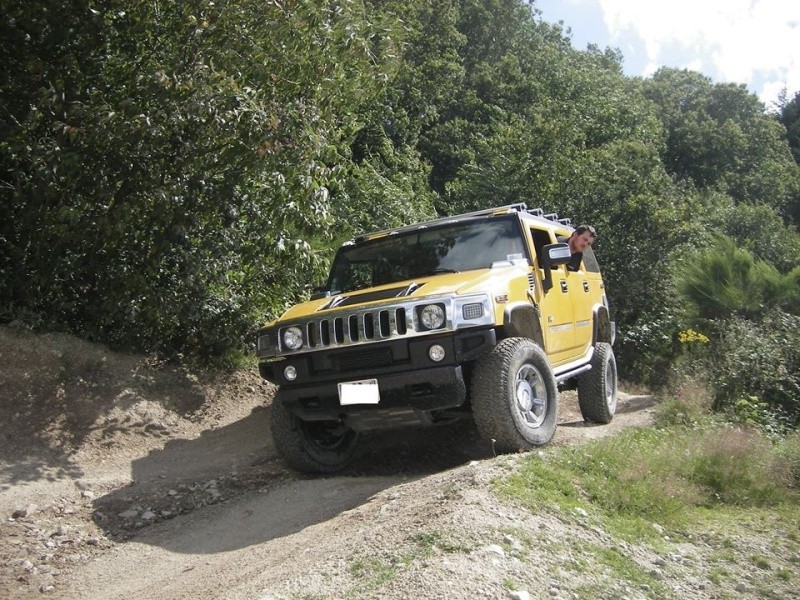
[2,325,788,600]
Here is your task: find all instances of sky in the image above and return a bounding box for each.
[535,0,800,109]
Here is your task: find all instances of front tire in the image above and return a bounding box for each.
[470,338,559,452]
[577,342,618,424]
[271,394,360,474]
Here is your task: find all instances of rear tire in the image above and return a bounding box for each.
[577,342,618,424]
[470,338,559,453]
[271,394,360,474]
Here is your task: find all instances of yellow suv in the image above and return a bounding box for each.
[256,204,617,473]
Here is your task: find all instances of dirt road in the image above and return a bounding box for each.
[2,326,668,599]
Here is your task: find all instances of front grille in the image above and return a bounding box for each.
[266,293,494,358]
[303,307,408,349]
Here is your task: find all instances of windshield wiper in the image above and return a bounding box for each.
[424,267,459,275]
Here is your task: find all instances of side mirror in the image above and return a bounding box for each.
[540,243,571,292]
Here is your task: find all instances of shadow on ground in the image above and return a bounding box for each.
[91,408,496,553]
[91,391,656,554]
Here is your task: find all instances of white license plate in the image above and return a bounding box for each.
[338,379,380,405]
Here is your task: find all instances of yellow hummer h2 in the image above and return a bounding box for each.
[256,204,617,473]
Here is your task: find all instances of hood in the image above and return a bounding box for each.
[273,263,528,323]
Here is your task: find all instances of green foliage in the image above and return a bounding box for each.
[334,152,438,239]
[678,235,793,321]
[778,89,800,165]
[3,0,799,379]
[643,69,800,223]
[706,312,800,423]
[498,424,800,535]
[702,201,800,273]
[675,231,800,425]
[1,0,393,360]
[731,396,796,438]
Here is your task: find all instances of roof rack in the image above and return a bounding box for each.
[355,203,529,242]
[354,203,571,243]
[541,213,573,227]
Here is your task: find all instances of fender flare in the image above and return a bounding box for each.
[503,302,545,348]
[593,305,616,345]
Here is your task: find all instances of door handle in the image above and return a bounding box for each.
[583,281,589,292]
[560,280,568,293]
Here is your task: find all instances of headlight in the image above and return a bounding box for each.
[282,326,303,350]
[419,304,445,330]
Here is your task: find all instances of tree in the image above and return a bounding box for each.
[1,0,393,360]
[678,235,796,322]
[643,68,800,223]
[702,200,800,273]
[778,89,800,165]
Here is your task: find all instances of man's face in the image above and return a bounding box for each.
[570,231,595,253]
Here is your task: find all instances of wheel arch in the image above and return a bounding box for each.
[503,302,544,347]
[593,304,615,346]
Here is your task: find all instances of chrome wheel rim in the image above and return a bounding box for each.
[514,364,547,429]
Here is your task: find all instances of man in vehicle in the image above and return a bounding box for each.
[560,224,596,271]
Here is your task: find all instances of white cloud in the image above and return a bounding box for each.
[597,0,800,104]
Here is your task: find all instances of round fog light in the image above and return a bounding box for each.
[283,365,298,381]
[428,344,446,362]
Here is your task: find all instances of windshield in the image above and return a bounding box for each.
[325,216,527,293]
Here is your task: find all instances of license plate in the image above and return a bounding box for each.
[338,379,380,405]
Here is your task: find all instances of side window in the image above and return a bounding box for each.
[582,246,601,273]
[529,228,553,268]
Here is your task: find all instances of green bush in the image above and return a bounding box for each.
[1,0,393,362]
[707,311,800,427]
[653,371,715,429]
[678,235,789,321]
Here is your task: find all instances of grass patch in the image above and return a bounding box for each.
[411,529,472,555]
[494,419,800,597]
[708,566,731,585]
[347,557,397,595]
[709,546,737,563]
[588,544,669,596]
[346,530,474,596]
[496,424,800,539]
[502,577,523,591]
[750,554,772,570]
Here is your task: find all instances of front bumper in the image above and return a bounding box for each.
[275,364,468,430]
[259,328,496,430]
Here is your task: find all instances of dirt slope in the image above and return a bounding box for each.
[1,325,794,600]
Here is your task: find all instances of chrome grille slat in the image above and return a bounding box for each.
[287,306,416,352]
[271,294,494,355]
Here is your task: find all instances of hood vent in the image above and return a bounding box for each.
[399,282,421,296]
[320,284,423,310]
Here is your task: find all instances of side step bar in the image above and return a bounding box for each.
[554,364,591,383]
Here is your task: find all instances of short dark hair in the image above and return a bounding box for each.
[572,224,597,239]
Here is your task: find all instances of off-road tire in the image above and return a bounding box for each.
[470,337,559,453]
[271,394,360,474]
[577,342,618,424]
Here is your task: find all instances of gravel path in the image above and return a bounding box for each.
[2,325,795,600]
